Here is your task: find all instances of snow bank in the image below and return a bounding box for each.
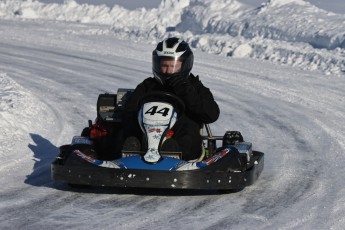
[180,0,345,50]
[0,73,53,161]
[1,0,344,75]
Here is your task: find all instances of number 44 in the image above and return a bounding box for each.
[145,106,170,117]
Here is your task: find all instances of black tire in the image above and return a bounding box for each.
[67,183,92,189]
[218,187,245,194]
[81,127,91,137]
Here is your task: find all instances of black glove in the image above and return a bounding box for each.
[166,75,191,96]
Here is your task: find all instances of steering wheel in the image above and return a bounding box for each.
[138,91,185,117]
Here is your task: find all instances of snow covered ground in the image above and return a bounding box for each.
[0,0,345,229]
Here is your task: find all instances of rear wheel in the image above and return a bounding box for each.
[81,127,90,137]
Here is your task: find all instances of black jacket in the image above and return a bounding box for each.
[125,73,220,125]
[123,73,220,151]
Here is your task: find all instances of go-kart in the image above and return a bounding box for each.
[51,89,264,191]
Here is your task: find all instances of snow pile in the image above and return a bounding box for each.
[0,0,117,22]
[0,73,53,162]
[0,73,31,155]
[0,0,344,75]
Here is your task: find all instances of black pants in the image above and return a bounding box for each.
[171,115,202,161]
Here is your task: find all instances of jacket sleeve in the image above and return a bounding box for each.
[122,81,148,140]
[124,81,148,112]
[180,75,220,124]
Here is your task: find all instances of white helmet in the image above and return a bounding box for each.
[152,37,194,85]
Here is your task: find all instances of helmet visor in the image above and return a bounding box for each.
[153,56,184,75]
[160,59,182,74]
[152,52,193,85]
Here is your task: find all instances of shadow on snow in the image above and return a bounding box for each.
[25,133,59,188]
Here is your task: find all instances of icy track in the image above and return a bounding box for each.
[1,4,345,230]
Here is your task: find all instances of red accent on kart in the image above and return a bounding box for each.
[167,130,174,137]
[90,124,108,139]
[74,150,97,163]
[149,128,162,133]
[203,148,230,165]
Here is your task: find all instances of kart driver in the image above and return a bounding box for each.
[123,37,219,161]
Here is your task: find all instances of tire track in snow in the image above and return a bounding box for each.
[197,58,345,228]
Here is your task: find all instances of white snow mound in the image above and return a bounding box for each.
[0,0,344,75]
